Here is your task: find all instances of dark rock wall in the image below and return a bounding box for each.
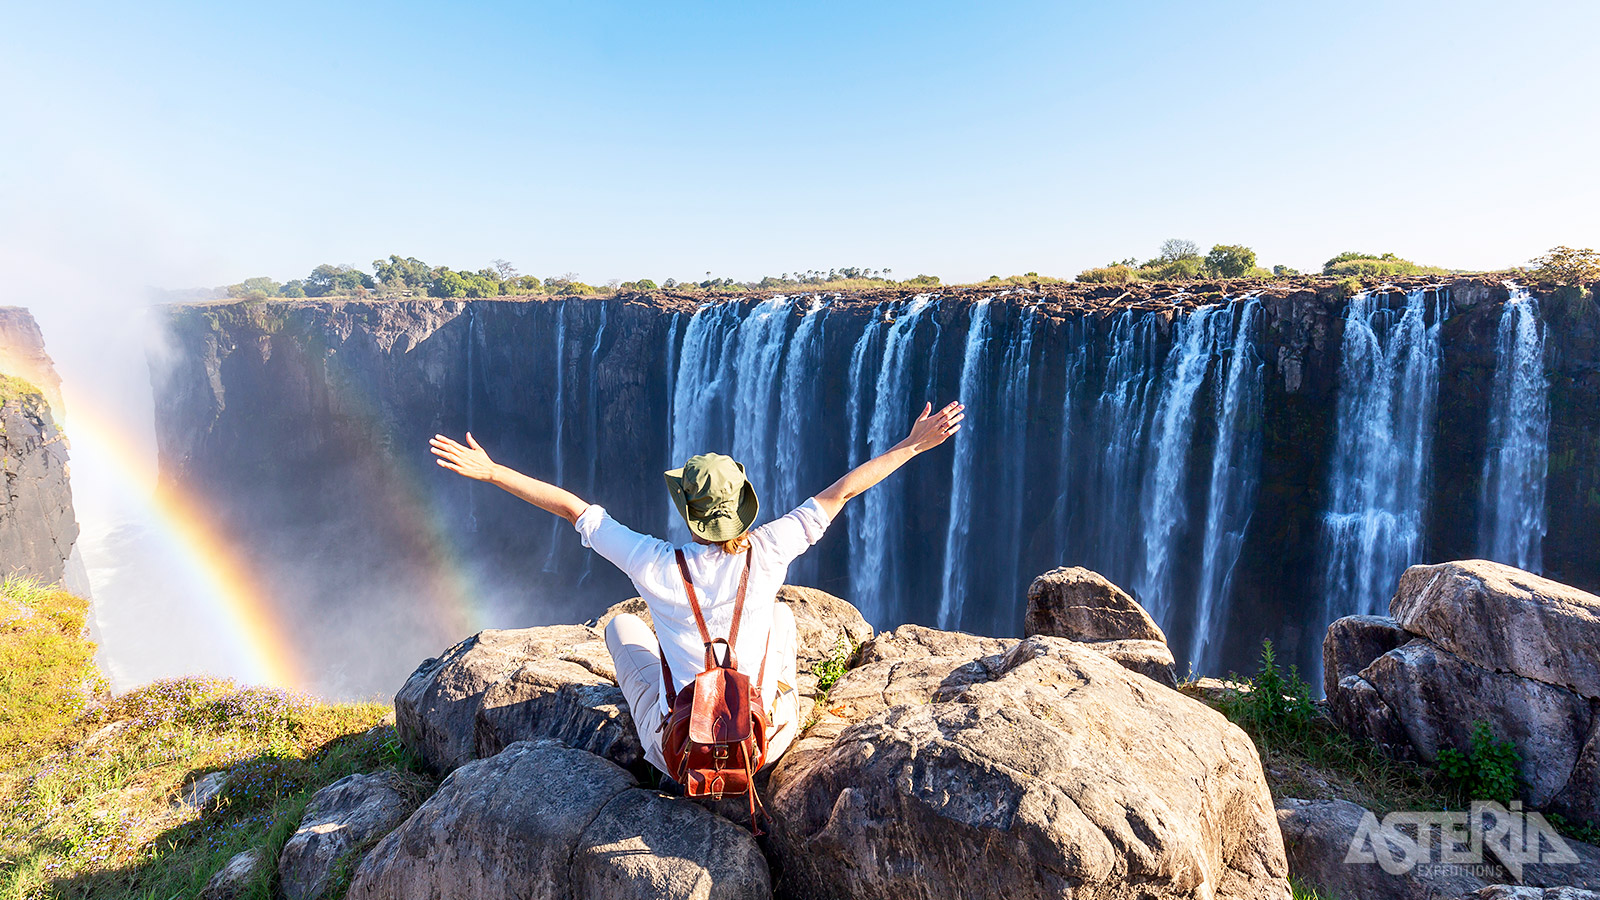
[0,308,79,584]
[149,281,1600,695]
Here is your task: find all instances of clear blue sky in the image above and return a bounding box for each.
[3,0,1598,290]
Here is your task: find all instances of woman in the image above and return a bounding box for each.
[429,399,964,775]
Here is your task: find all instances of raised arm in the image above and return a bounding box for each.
[813,401,965,519]
[430,433,588,523]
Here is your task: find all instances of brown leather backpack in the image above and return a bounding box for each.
[659,548,771,831]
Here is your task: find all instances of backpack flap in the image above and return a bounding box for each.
[688,666,755,745]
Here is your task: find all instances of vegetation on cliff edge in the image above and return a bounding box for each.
[0,581,425,900]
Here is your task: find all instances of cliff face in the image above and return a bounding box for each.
[149,279,1600,696]
[0,308,79,584]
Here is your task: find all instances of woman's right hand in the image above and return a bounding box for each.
[431,432,499,481]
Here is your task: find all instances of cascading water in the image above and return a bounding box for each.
[1088,311,1165,591]
[1479,288,1548,572]
[990,301,1038,636]
[729,299,794,511]
[542,301,568,573]
[1319,287,1444,627]
[775,299,827,516]
[1190,297,1264,671]
[852,295,936,623]
[937,299,993,631]
[580,303,608,583]
[1134,306,1219,626]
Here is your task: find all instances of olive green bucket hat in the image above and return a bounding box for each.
[665,452,760,543]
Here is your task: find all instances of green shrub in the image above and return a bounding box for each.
[1529,245,1600,286]
[1077,264,1136,284]
[1336,277,1364,300]
[0,577,102,767]
[1217,640,1319,746]
[1206,244,1257,278]
[810,635,857,697]
[1436,719,1521,805]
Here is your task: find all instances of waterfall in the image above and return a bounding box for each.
[1320,288,1444,625]
[852,295,936,623]
[775,299,827,516]
[1479,287,1548,571]
[465,305,479,533]
[1134,306,1220,626]
[991,302,1038,635]
[1051,317,1090,545]
[542,301,569,573]
[729,298,794,511]
[663,312,684,534]
[579,303,608,584]
[937,299,994,630]
[1190,297,1264,671]
[669,302,739,473]
[1089,311,1165,590]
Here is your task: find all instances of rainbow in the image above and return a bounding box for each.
[63,401,305,690]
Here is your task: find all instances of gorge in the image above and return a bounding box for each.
[149,278,1600,697]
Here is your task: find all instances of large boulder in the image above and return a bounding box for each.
[1390,560,1600,698]
[348,740,768,900]
[1360,641,1594,809]
[856,623,1016,666]
[1322,614,1409,700]
[1024,566,1166,644]
[393,624,602,772]
[767,635,1289,900]
[1024,567,1177,686]
[278,772,421,900]
[473,658,641,767]
[1275,798,1489,900]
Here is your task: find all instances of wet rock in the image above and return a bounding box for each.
[278,772,421,900]
[1390,560,1600,699]
[200,847,268,900]
[1024,566,1166,644]
[767,635,1289,900]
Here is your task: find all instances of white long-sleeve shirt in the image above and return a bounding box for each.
[574,498,834,715]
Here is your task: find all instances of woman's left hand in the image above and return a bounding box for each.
[431,432,499,481]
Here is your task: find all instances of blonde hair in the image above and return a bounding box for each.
[716,533,751,555]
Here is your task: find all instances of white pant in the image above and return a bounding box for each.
[604,604,799,776]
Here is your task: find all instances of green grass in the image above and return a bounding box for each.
[0,377,43,410]
[809,635,858,698]
[1291,875,1337,900]
[0,604,430,900]
[1190,640,1449,817]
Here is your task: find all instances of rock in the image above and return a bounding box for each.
[597,584,873,670]
[1274,798,1488,900]
[348,740,768,900]
[856,622,1016,665]
[1475,889,1600,900]
[775,584,873,669]
[474,657,642,768]
[1549,717,1600,828]
[1390,560,1600,699]
[1082,638,1178,687]
[278,772,421,900]
[1361,640,1593,808]
[394,624,597,771]
[1488,826,1600,891]
[767,635,1289,900]
[1323,614,1409,699]
[1024,566,1166,644]
[178,771,229,809]
[1326,673,1415,758]
[572,788,771,899]
[200,848,268,900]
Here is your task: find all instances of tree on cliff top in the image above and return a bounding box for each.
[1530,246,1600,286]
[1206,244,1257,278]
[305,264,375,297]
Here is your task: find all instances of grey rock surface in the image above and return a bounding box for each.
[1024,565,1167,644]
[1275,798,1488,900]
[348,740,768,900]
[767,635,1289,900]
[1323,614,1409,700]
[473,657,642,767]
[199,848,268,900]
[1391,560,1600,700]
[278,772,420,900]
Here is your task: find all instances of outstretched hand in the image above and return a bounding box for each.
[431,432,498,481]
[901,401,965,453]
